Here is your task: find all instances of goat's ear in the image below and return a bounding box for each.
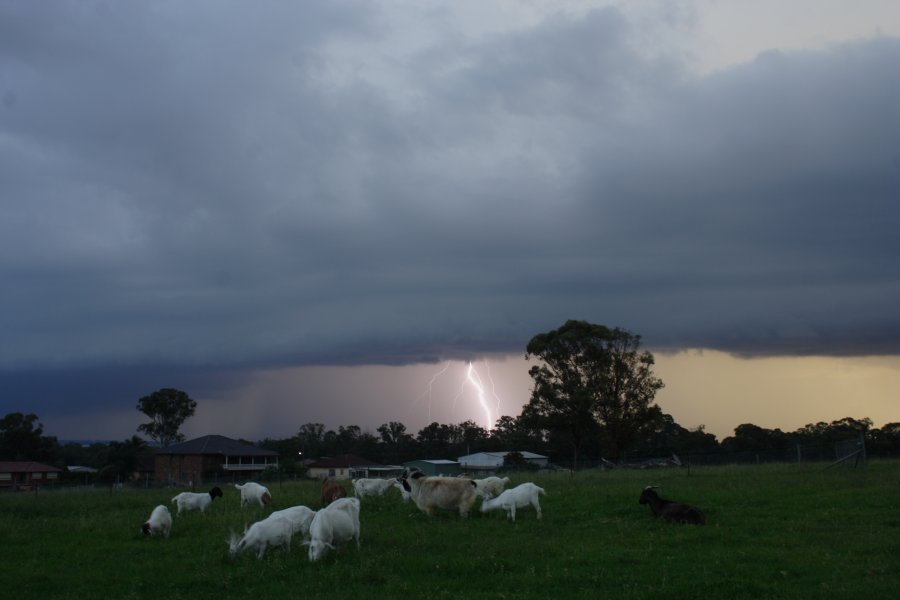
[325,543,336,550]
[300,541,310,546]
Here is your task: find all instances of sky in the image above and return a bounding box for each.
[1,0,898,443]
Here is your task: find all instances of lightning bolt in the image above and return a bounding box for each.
[416,361,451,422]
[466,362,494,431]
[415,360,503,430]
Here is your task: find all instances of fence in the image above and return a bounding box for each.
[548,435,874,471]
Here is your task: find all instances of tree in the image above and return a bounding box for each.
[136,388,197,448]
[523,320,664,463]
[97,436,149,484]
[0,412,58,461]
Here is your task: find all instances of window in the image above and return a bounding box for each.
[0,473,10,481]
[47,473,58,479]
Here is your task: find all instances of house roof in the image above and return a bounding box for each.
[307,454,380,468]
[0,461,62,473]
[407,459,459,465]
[458,451,548,461]
[154,434,277,457]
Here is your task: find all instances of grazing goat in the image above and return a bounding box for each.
[638,486,706,525]
[393,479,411,503]
[305,497,361,562]
[268,505,316,540]
[480,482,545,521]
[142,504,172,538]
[473,476,510,499]
[228,516,294,559]
[352,478,394,499]
[234,482,273,507]
[398,469,478,518]
[171,486,223,515]
[321,478,347,505]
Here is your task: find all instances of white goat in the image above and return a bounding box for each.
[352,478,394,499]
[399,469,478,518]
[142,504,172,538]
[228,516,294,559]
[305,497,361,562]
[171,486,223,515]
[480,482,545,521]
[473,476,510,498]
[393,479,411,503]
[234,482,273,507]
[268,505,316,540]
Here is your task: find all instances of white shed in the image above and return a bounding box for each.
[457,451,549,472]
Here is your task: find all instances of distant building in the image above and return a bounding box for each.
[457,451,549,472]
[154,434,278,486]
[306,454,381,480]
[0,461,62,490]
[404,459,460,476]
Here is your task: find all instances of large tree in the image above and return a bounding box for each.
[136,388,197,448]
[523,320,664,463]
[0,412,58,461]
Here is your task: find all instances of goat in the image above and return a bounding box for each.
[352,478,394,499]
[321,478,347,505]
[171,486,223,515]
[473,476,510,498]
[480,482,545,521]
[305,497,361,562]
[234,482,273,508]
[268,505,316,541]
[638,486,706,525]
[398,469,478,518]
[228,515,294,559]
[142,504,172,538]
[393,479,411,503]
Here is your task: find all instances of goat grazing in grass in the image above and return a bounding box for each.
[352,478,394,500]
[234,482,273,508]
[473,476,510,499]
[142,504,172,538]
[305,497,361,562]
[393,479,411,503]
[638,486,706,525]
[321,478,347,505]
[398,469,478,518]
[267,505,316,541]
[480,482,545,521]
[228,515,294,559]
[171,486,223,515]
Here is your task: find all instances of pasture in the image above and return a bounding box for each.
[2,461,898,599]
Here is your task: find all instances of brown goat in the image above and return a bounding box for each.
[638,486,706,525]
[321,478,348,505]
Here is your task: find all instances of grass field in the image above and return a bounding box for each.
[2,461,898,599]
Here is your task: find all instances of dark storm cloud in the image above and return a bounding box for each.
[1,0,898,422]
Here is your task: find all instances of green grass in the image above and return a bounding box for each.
[2,461,899,599]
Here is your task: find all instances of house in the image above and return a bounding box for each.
[404,459,460,477]
[306,454,381,480]
[0,461,62,490]
[154,434,278,486]
[457,451,549,473]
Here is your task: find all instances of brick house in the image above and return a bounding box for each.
[154,435,278,486]
[0,461,62,490]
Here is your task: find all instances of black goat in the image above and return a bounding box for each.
[638,486,706,525]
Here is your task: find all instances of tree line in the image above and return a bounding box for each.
[2,320,898,478]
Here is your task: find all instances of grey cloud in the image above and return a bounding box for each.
[1,1,898,386]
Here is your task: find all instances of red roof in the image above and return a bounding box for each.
[0,461,62,473]
[307,454,380,468]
